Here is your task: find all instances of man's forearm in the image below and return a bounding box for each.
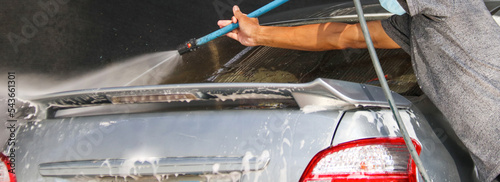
[255,22,351,51]
[254,21,399,51]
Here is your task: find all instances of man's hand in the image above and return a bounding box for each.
[217,5,261,47]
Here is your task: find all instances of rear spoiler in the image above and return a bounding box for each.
[27,78,411,120]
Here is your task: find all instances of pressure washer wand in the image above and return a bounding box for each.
[177,0,289,55]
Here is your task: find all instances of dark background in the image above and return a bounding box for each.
[0,0,336,77]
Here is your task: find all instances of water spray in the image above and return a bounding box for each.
[177,0,289,55]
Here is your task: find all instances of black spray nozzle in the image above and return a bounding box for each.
[177,0,289,55]
[177,39,198,55]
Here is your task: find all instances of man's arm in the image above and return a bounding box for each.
[218,5,400,51]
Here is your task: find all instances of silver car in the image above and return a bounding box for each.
[3,1,500,181]
[3,78,458,182]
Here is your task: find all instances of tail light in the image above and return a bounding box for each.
[300,137,421,182]
[0,153,16,182]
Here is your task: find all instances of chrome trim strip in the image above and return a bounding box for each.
[39,156,270,177]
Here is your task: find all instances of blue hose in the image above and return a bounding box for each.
[178,0,289,55]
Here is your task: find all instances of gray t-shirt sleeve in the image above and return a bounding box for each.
[383,0,455,52]
[381,14,411,53]
[404,0,453,17]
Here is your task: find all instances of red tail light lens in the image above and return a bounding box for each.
[300,137,421,182]
[0,153,16,182]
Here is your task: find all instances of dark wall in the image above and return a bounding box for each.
[0,0,335,77]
